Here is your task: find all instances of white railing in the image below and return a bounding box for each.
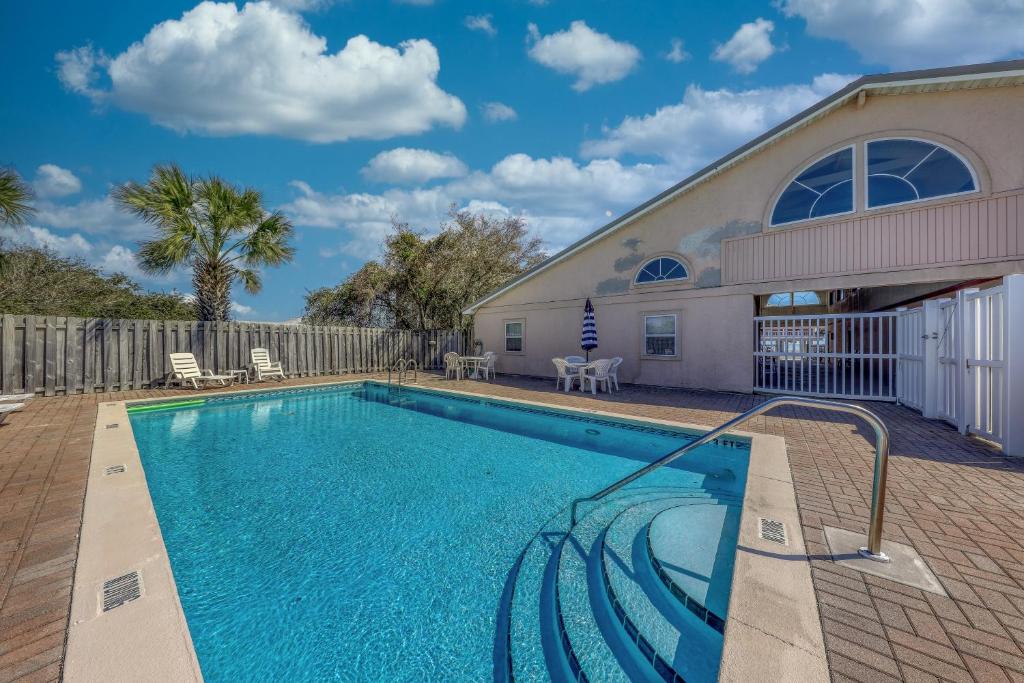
[754,312,898,401]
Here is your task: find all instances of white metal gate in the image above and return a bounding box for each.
[896,307,926,411]
[754,313,898,400]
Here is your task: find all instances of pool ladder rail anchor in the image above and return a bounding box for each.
[569,395,892,563]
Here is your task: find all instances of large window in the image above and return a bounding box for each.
[866,139,976,209]
[644,314,676,356]
[635,257,688,284]
[504,321,523,352]
[770,147,854,226]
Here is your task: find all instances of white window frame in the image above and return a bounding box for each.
[769,145,857,229]
[634,256,690,285]
[642,313,678,358]
[504,320,524,354]
[863,136,980,212]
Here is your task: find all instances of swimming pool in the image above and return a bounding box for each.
[128,382,750,682]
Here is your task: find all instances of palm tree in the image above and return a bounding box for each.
[115,164,295,321]
[0,168,35,274]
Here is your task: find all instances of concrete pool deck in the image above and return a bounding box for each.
[0,372,1020,681]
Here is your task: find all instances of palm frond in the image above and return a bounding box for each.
[0,168,35,226]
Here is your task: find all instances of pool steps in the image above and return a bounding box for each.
[505,486,742,682]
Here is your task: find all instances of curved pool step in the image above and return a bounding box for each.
[647,503,742,628]
[507,487,695,683]
[601,495,742,683]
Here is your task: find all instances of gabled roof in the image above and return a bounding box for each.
[464,58,1024,314]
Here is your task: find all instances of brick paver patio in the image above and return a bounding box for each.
[1,373,1021,682]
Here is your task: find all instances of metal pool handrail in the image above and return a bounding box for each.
[569,396,892,562]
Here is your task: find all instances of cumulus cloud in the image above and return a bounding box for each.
[778,0,1024,69]
[283,152,675,254]
[464,14,497,36]
[527,20,641,91]
[0,225,93,258]
[361,148,468,184]
[266,0,337,10]
[582,73,858,172]
[55,1,466,143]
[712,18,778,74]
[32,164,82,198]
[481,102,518,122]
[32,194,153,240]
[231,301,254,315]
[664,38,690,63]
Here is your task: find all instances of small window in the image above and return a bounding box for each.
[765,293,792,307]
[635,257,688,284]
[792,291,821,306]
[765,291,821,307]
[867,139,976,209]
[771,147,854,226]
[504,321,523,352]
[644,315,676,356]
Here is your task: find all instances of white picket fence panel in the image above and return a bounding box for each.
[754,312,898,400]
[963,285,1008,446]
[935,297,962,428]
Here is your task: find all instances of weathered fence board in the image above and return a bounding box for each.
[0,317,469,395]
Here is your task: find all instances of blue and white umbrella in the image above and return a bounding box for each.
[581,298,598,361]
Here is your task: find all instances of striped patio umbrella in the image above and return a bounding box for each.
[581,298,598,361]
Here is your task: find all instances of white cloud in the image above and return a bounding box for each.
[32,164,82,198]
[481,101,518,122]
[284,151,675,254]
[362,148,468,184]
[712,18,778,74]
[265,0,337,10]
[527,20,641,91]
[0,225,93,258]
[56,1,466,143]
[582,73,858,172]
[231,301,254,315]
[664,38,690,63]
[779,0,1024,69]
[464,14,497,37]
[32,194,153,240]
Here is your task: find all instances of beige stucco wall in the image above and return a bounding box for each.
[473,84,1024,392]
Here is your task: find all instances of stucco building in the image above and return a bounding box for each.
[465,60,1024,453]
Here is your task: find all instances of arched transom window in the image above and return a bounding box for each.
[770,147,854,227]
[635,256,688,284]
[866,139,976,208]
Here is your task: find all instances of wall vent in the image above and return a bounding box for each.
[104,464,126,476]
[758,517,788,545]
[102,571,142,612]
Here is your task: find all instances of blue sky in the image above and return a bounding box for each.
[2,1,1022,321]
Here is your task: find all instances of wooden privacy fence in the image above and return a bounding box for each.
[0,316,471,396]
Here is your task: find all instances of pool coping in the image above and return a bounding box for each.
[64,379,827,682]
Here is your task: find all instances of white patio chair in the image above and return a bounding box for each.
[444,352,463,380]
[565,355,586,364]
[479,352,497,381]
[250,347,285,382]
[552,358,579,392]
[168,352,235,390]
[0,402,25,425]
[608,357,623,391]
[582,359,614,395]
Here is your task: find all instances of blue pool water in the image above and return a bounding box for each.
[129,382,749,681]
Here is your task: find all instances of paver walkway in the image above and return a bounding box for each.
[0,373,1021,682]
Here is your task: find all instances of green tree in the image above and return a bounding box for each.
[115,164,295,321]
[0,168,35,274]
[0,244,196,318]
[304,208,544,329]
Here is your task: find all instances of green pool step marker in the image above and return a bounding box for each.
[126,399,206,414]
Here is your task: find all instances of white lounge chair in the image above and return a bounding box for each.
[608,357,623,391]
[479,351,497,381]
[582,359,614,395]
[444,352,463,380]
[168,352,235,390]
[0,402,25,425]
[250,348,285,382]
[552,358,579,392]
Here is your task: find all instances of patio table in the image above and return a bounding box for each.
[461,356,487,379]
[565,361,590,392]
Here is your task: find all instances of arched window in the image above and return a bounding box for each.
[867,139,976,208]
[771,147,854,227]
[634,256,688,284]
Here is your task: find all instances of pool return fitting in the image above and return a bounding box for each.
[570,396,891,563]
